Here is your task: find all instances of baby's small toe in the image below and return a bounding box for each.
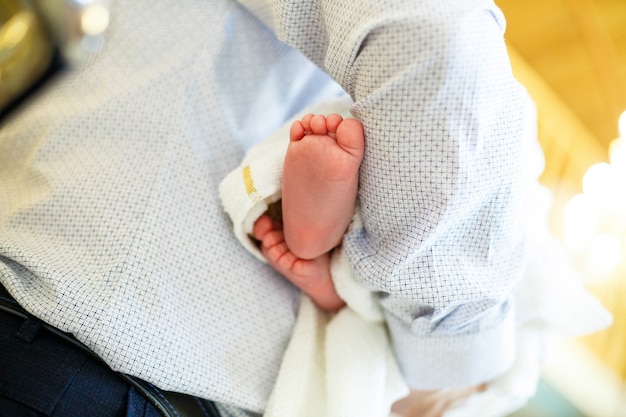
[290,120,306,142]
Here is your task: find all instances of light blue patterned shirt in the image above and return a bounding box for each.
[0,0,526,415]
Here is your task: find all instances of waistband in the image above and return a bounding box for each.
[0,281,221,417]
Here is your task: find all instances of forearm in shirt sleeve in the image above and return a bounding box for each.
[236,0,527,388]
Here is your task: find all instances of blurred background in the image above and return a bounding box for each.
[495,0,626,416]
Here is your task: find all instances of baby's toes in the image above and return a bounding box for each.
[253,215,273,240]
[336,118,365,157]
[290,120,306,142]
[266,240,288,262]
[325,114,343,138]
[262,230,285,249]
[310,114,328,135]
[276,250,297,271]
[300,114,315,134]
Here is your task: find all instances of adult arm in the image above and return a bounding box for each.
[237,0,527,389]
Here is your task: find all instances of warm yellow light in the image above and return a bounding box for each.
[80,4,110,36]
[609,138,626,167]
[619,110,626,139]
[584,233,621,280]
[582,162,614,204]
[563,194,602,253]
[562,111,626,284]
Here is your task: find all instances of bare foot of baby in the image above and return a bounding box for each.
[283,114,365,259]
[253,215,345,312]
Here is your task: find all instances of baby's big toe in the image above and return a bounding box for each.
[336,118,365,156]
[253,215,273,240]
[289,121,306,142]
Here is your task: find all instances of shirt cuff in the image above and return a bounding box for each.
[384,300,517,389]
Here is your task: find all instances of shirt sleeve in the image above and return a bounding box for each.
[236,0,527,389]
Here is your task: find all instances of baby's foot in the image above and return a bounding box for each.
[253,215,345,312]
[283,114,365,259]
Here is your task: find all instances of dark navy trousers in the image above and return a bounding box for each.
[0,284,222,417]
[0,307,163,417]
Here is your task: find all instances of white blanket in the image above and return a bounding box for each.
[219,97,612,417]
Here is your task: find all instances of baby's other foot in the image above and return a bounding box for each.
[252,215,345,311]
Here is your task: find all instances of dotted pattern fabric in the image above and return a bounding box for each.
[0,0,526,413]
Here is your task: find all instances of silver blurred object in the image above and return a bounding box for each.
[0,0,110,115]
[33,0,110,64]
